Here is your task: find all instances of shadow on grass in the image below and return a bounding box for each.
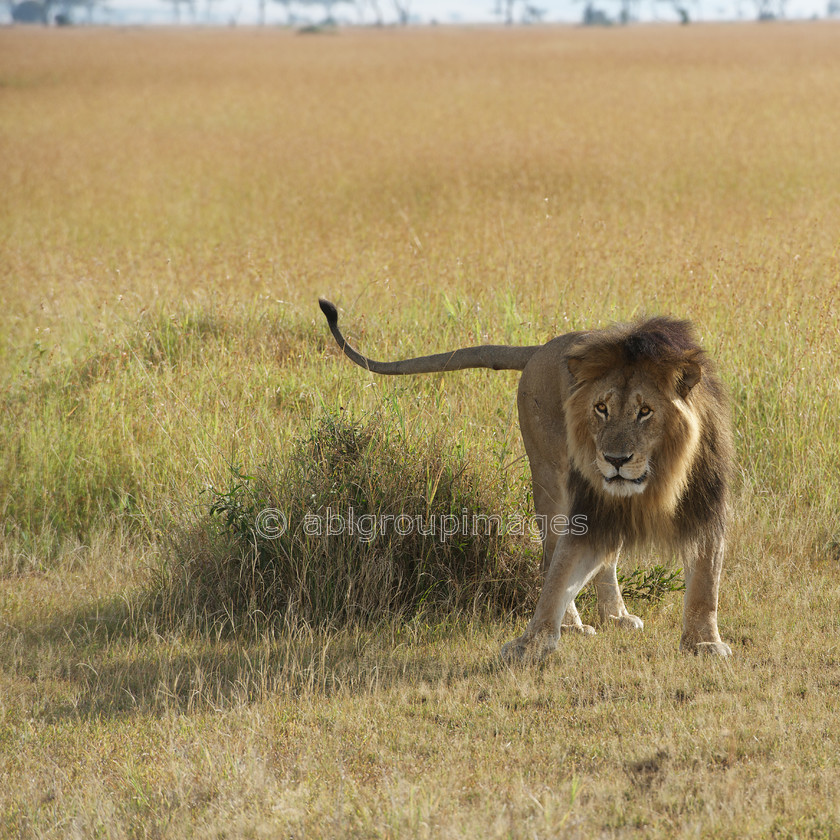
[1,410,536,721]
[3,573,684,724]
[3,591,515,723]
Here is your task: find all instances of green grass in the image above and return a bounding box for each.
[1,22,840,839]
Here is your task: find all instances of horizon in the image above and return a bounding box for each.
[5,0,838,27]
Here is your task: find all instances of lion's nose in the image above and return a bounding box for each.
[604,453,633,470]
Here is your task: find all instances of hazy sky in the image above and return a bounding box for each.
[11,0,834,26]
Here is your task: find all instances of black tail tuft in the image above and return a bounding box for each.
[318,298,338,326]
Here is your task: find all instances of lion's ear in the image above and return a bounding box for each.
[676,357,702,398]
[567,357,584,382]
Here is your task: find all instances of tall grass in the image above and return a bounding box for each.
[155,411,534,631]
[0,304,325,567]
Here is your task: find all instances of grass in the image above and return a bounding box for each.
[158,411,534,630]
[1,21,840,839]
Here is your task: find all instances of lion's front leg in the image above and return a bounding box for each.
[501,538,603,663]
[593,552,644,631]
[680,533,731,657]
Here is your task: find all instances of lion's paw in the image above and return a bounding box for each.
[560,623,596,636]
[499,639,527,665]
[609,614,644,631]
[681,638,732,657]
[500,632,558,665]
[692,640,732,657]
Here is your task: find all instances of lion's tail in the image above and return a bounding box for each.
[319,298,540,375]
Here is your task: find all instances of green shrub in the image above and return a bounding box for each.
[154,412,535,631]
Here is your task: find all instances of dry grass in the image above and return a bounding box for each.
[1,22,839,839]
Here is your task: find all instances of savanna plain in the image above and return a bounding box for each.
[1,21,839,839]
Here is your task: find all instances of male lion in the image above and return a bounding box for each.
[318,298,733,659]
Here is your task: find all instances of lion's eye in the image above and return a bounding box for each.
[638,406,652,419]
[595,402,608,417]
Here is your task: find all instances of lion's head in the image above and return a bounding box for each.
[564,317,706,516]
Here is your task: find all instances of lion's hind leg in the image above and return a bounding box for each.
[560,601,597,636]
[593,551,644,631]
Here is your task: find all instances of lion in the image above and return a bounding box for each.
[318,298,733,660]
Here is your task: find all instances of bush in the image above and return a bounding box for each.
[154,412,535,632]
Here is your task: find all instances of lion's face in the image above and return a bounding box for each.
[584,369,669,497]
[566,358,701,506]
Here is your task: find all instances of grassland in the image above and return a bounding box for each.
[1,21,839,838]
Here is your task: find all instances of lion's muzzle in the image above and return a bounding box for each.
[599,452,649,495]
